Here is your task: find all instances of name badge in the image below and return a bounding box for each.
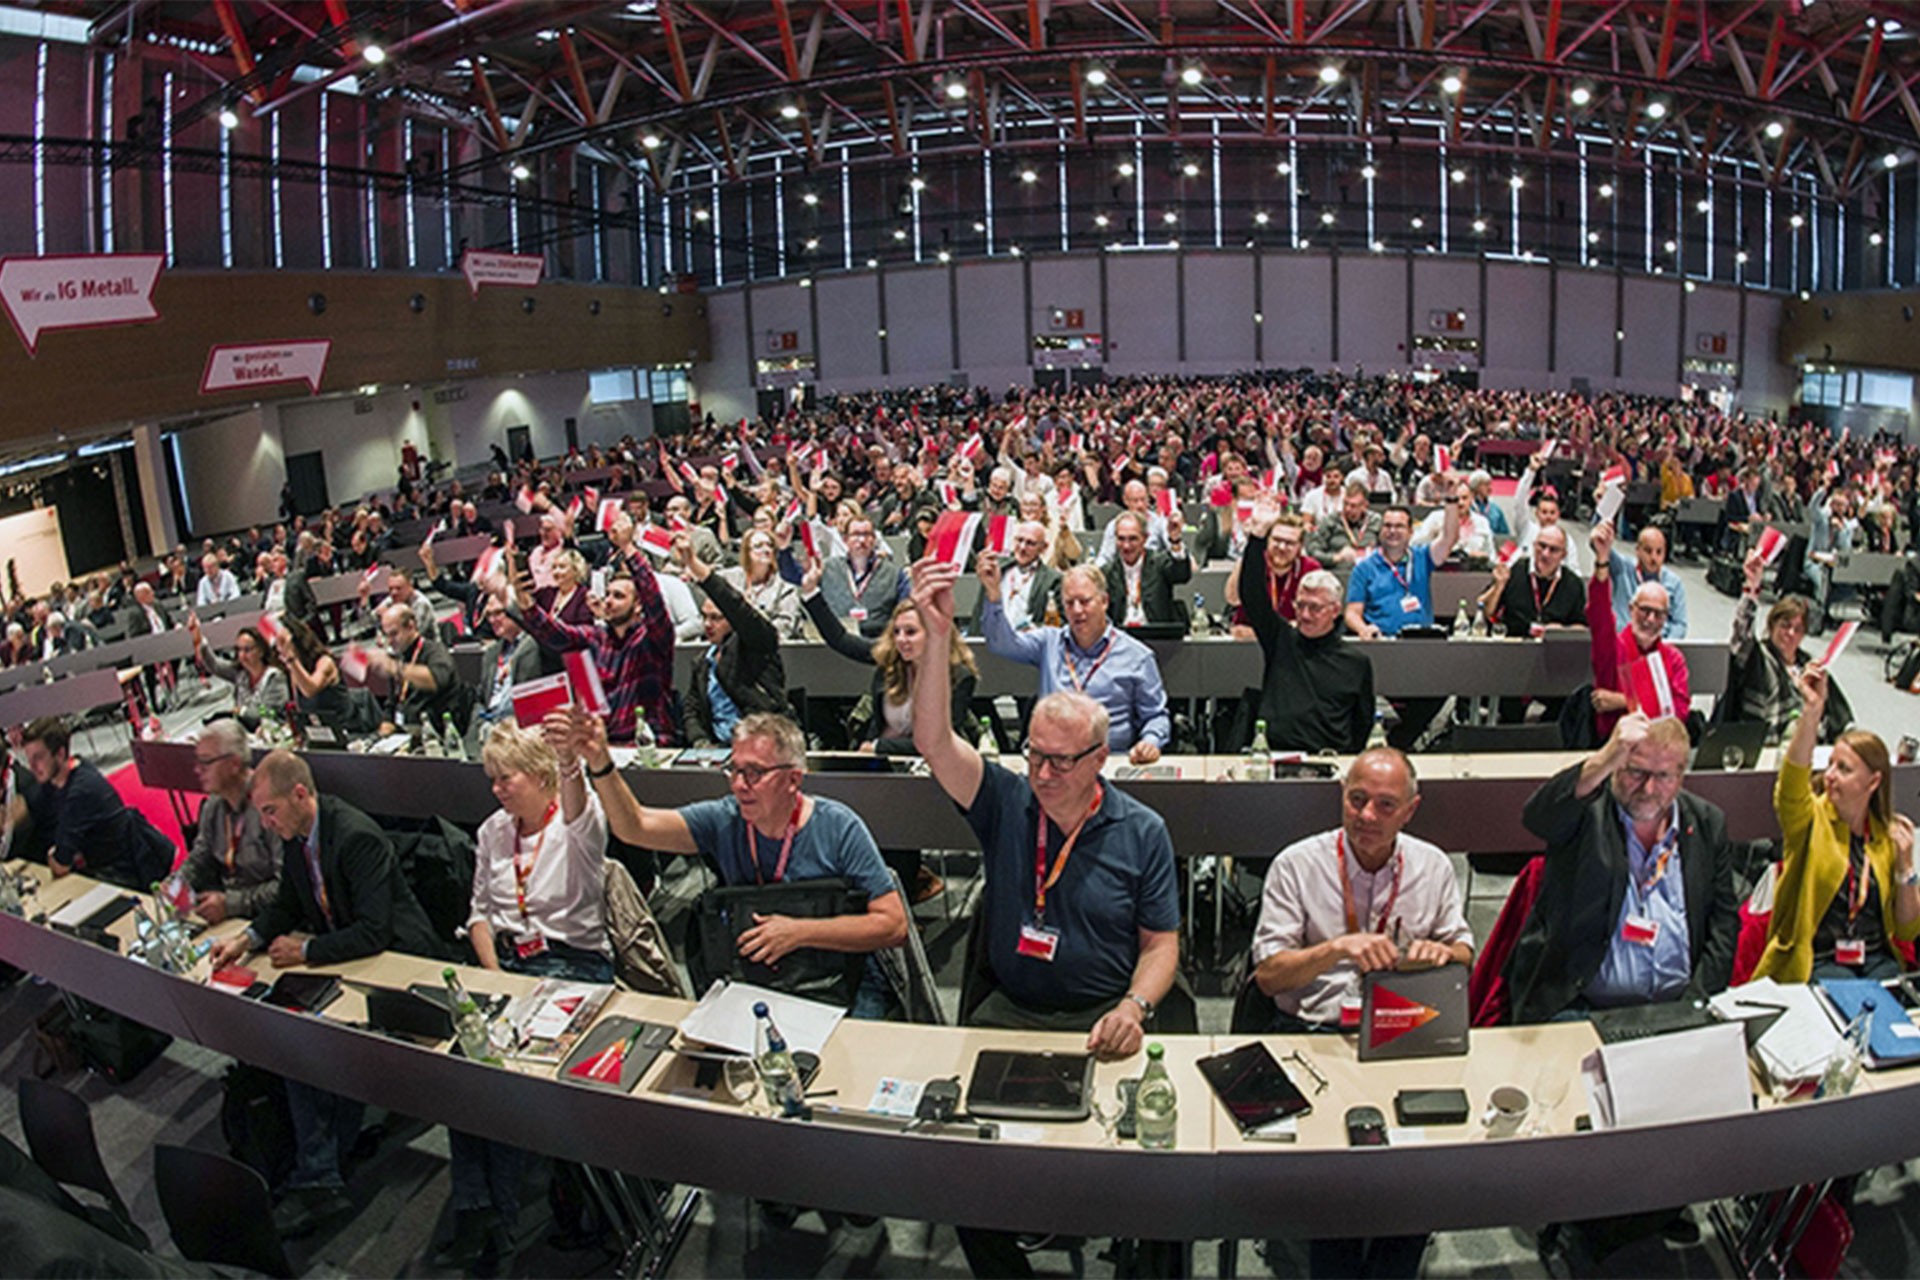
[1529,623,1546,638]
[1016,923,1060,962]
[849,607,868,622]
[1835,938,1867,967]
[515,934,550,961]
[1621,914,1660,947]
[1400,595,1421,614]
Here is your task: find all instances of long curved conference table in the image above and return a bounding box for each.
[4,863,1919,1244]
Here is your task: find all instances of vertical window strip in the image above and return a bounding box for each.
[219,116,232,267]
[774,158,786,277]
[910,136,922,263]
[983,151,995,252]
[33,42,47,254]
[99,51,115,252]
[1063,132,1073,253]
[1578,142,1589,267]
[1437,135,1448,255]
[162,70,175,265]
[1287,123,1298,248]
[403,118,417,269]
[314,94,326,268]
[1643,162,1653,273]
[1366,138,1377,249]
[442,126,454,268]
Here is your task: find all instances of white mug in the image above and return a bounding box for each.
[1482,1085,1530,1138]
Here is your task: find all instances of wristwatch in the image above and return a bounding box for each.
[586,759,617,779]
[1901,867,1920,890]
[1123,992,1155,1021]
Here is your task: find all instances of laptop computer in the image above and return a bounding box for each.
[1121,620,1190,642]
[1591,996,1783,1049]
[1693,720,1769,772]
[1358,964,1469,1061]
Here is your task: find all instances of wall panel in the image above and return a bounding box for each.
[1337,255,1406,371]
[816,275,883,386]
[954,260,1026,383]
[1106,253,1180,372]
[1183,252,1256,371]
[884,267,953,377]
[1620,276,1683,394]
[1260,253,1332,368]
[1555,268,1619,382]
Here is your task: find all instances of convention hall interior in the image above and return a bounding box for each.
[3,1,1920,1278]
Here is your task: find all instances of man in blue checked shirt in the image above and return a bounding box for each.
[977,559,1171,765]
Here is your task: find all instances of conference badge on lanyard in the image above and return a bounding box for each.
[1621,915,1660,947]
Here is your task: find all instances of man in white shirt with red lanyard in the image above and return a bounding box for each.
[1250,745,1473,1280]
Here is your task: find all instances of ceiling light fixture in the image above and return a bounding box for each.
[1255,211,1270,224]
[1360,164,1377,180]
[1441,73,1463,95]
[362,42,386,65]
[1597,182,1614,198]
[1472,217,1487,233]
[1645,99,1668,119]
[1410,216,1424,229]
[1276,161,1292,175]
[1181,64,1203,86]
[1085,65,1108,87]
[779,101,800,120]
[1321,209,1336,225]
[1450,167,1467,184]
[1319,63,1341,85]
[511,162,531,180]
[1119,161,1137,177]
[1765,120,1786,139]
[641,132,662,150]
[945,77,968,101]
[1569,84,1593,107]
[218,106,240,130]
[1019,168,1038,184]
[1182,160,1200,177]
[909,176,926,192]
[1790,213,1805,228]
[801,191,819,205]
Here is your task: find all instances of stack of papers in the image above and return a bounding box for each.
[1709,978,1845,1086]
[678,980,845,1056]
[503,980,613,1064]
[1582,1021,1753,1130]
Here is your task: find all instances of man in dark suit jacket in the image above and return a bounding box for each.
[1719,469,1766,554]
[1102,512,1191,628]
[1502,712,1739,1026]
[206,749,441,1236]
[474,602,544,727]
[678,536,787,746]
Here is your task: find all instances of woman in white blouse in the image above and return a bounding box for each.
[444,722,611,1270]
[468,721,611,982]
[717,526,805,639]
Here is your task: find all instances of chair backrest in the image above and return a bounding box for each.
[154,1144,293,1278]
[17,1079,124,1217]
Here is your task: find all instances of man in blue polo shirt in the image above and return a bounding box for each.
[978,559,1172,764]
[570,709,907,1018]
[1342,501,1461,751]
[911,554,1180,1278]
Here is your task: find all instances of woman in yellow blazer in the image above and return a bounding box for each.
[1753,664,1919,983]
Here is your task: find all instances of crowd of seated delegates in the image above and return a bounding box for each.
[16,378,1920,1275]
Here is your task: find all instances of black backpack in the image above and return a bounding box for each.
[220,1062,295,1187]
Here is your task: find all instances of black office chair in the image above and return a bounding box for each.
[153,1144,294,1278]
[16,1078,146,1250]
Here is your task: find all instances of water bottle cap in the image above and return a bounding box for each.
[442,967,457,980]
[1147,1042,1165,1060]
[753,1001,770,1017]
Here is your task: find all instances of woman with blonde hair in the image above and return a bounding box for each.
[441,720,610,1269]
[720,525,804,638]
[799,559,978,900]
[1753,664,1920,983]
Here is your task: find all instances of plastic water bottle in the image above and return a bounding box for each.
[1451,606,1471,637]
[1367,708,1388,749]
[443,968,502,1065]
[978,715,1000,760]
[1246,718,1271,758]
[1189,592,1208,637]
[440,714,467,761]
[0,871,20,916]
[1136,1042,1178,1150]
[1469,601,1489,638]
[752,1001,805,1116]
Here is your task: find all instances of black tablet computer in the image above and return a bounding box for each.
[1196,1041,1314,1132]
[964,1049,1095,1122]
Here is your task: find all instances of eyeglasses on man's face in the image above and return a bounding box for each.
[1025,742,1102,775]
[724,761,796,787]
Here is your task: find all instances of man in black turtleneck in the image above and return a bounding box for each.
[1239,507,1375,753]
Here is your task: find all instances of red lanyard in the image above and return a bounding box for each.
[225,804,243,876]
[847,559,876,600]
[1377,550,1413,595]
[1034,785,1103,925]
[1336,832,1404,936]
[1267,561,1300,612]
[1530,571,1560,619]
[1844,838,1871,927]
[510,800,560,923]
[746,797,806,885]
[1061,632,1115,692]
[1637,828,1679,900]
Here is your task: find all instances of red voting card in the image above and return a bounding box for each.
[564,650,609,717]
[339,644,372,682]
[637,525,676,558]
[1622,652,1678,719]
[1756,526,1787,567]
[1820,620,1859,668]
[1154,488,1177,518]
[980,514,1012,556]
[928,511,980,567]
[512,673,572,729]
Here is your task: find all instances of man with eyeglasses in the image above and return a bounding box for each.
[1587,522,1690,743]
[912,558,1178,1046]
[566,708,906,1018]
[818,517,902,639]
[994,520,1062,632]
[1237,507,1372,753]
[1504,712,1737,1025]
[979,561,1171,765]
[180,720,279,923]
[1598,519,1689,639]
[1503,711,1738,1273]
